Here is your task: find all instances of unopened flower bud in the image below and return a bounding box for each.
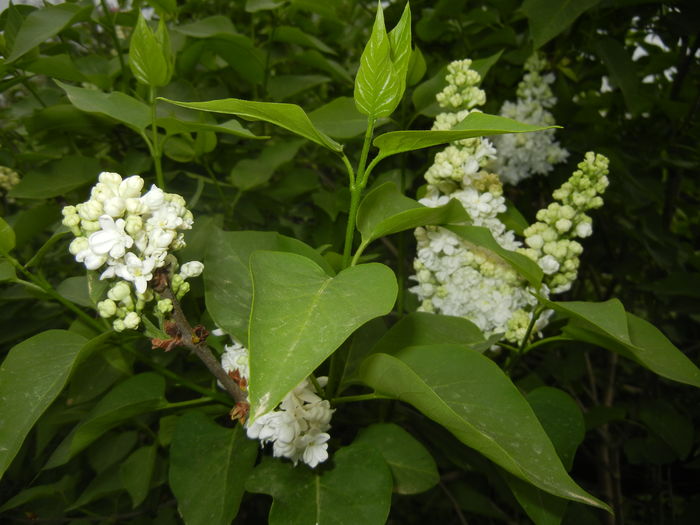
[97,299,117,318]
[123,311,141,329]
[156,298,173,314]
[113,319,126,332]
[180,261,204,279]
[108,281,131,302]
[69,237,89,256]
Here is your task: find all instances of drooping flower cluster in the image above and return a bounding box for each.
[0,166,20,201]
[411,58,608,343]
[219,341,334,468]
[492,54,569,185]
[62,172,203,331]
[518,153,609,293]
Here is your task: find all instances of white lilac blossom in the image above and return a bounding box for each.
[518,153,609,293]
[411,59,608,343]
[63,172,202,331]
[219,341,334,469]
[492,54,569,185]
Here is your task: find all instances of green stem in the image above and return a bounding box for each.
[308,374,326,398]
[331,392,392,405]
[523,335,574,354]
[340,153,356,187]
[342,118,376,268]
[350,240,369,267]
[161,397,218,410]
[149,86,164,189]
[4,253,103,331]
[519,306,544,353]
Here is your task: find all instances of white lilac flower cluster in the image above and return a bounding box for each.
[0,166,20,201]
[62,172,203,331]
[518,152,609,293]
[411,59,607,343]
[220,341,334,469]
[492,54,569,185]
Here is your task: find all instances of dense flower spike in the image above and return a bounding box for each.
[63,172,203,331]
[492,54,569,185]
[518,153,610,293]
[411,59,608,343]
[219,341,334,468]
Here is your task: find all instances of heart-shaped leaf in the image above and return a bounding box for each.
[359,345,609,510]
[248,251,397,418]
[204,228,334,345]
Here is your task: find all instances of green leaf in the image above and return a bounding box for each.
[0,330,88,479]
[57,276,92,308]
[0,217,16,253]
[387,3,412,103]
[25,54,86,83]
[9,155,101,199]
[554,300,700,388]
[159,97,342,152]
[527,387,585,471]
[0,261,16,282]
[373,112,558,162]
[169,411,257,525]
[309,96,378,139]
[595,36,645,114]
[68,464,123,510]
[230,140,304,191]
[246,443,392,525]
[471,49,504,81]
[56,81,151,134]
[522,0,603,49]
[412,65,447,116]
[248,251,397,419]
[505,474,569,525]
[446,224,543,288]
[371,311,489,355]
[355,423,439,495]
[7,3,91,63]
[296,49,353,84]
[637,400,693,460]
[357,181,469,246]
[129,15,173,87]
[157,115,262,140]
[0,474,75,512]
[204,228,334,345]
[120,445,157,508]
[272,25,335,54]
[354,2,401,118]
[173,16,237,38]
[406,45,427,86]
[267,74,330,100]
[359,345,608,510]
[44,373,167,469]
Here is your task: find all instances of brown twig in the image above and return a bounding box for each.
[151,269,249,415]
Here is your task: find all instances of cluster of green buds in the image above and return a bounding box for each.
[519,152,610,293]
[0,166,20,201]
[435,59,486,110]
